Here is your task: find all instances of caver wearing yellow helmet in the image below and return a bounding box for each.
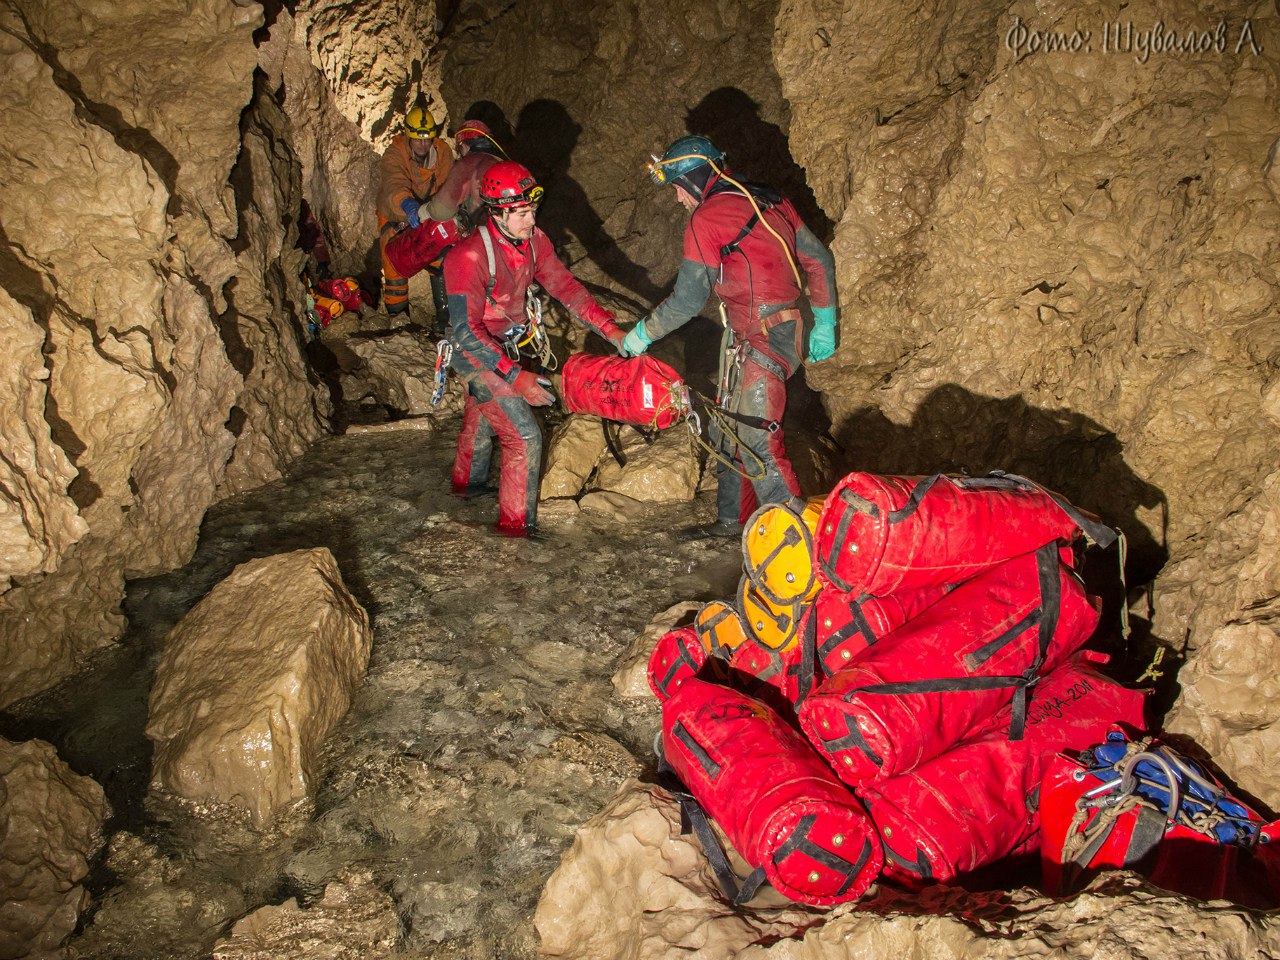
[375,106,454,319]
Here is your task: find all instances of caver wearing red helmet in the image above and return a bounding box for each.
[422,120,510,337]
[442,162,627,536]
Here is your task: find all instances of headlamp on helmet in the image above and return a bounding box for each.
[646,135,725,189]
[405,106,440,140]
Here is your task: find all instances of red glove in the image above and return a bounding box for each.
[513,370,555,407]
[605,328,627,355]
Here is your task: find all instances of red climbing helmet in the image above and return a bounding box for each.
[455,119,492,145]
[480,160,544,208]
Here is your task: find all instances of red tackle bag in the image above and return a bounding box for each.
[316,277,372,313]
[787,584,951,707]
[647,626,707,703]
[383,217,462,278]
[561,354,688,429]
[661,677,883,906]
[813,471,1113,597]
[799,543,1100,787]
[1040,728,1280,908]
[860,655,1146,886]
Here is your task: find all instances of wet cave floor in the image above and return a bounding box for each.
[4,410,746,959]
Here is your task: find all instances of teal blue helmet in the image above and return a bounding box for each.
[647,135,725,198]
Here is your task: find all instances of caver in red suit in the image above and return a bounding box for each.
[621,135,839,541]
[445,161,626,536]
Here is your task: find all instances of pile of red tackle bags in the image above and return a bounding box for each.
[645,471,1280,907]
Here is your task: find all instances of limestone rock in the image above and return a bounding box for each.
[734,876,1280,960]
[578,491,646,523]
[1164,619,1280,812]
[773,0,1280,653]
[339,330,453,416]
[591,428,700,503]
[0,0,331,708]
[542,415,608,500]
[212,871,399,960]
[146,548,372,826]
[0,737,110,959]
[612,601,702,700]
[535,781,827,959]
[540,782,1280,960]
[0,287,87,591]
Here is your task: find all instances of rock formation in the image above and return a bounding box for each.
[0,0,342,708]
[146,548,372,826]
[212,871,400,960]
[0,736,110,958]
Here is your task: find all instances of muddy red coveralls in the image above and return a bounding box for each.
[444,219,622,533]
[645,176,836,527]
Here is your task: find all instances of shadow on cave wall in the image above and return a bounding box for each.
[829,384,1171,687]
[685,86,834,243]
[506,99,667,309]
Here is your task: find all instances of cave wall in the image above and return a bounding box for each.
[773,0,1279,798]
[774,0,1279,634]
[0,0,342,709]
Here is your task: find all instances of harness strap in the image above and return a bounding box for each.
[689,391,778,434]
[479,226,536,307]
[719,211,762,260]
[742,342,788,381]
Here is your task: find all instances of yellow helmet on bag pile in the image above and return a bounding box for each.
[405,106,440,140]
[742,496,825,607]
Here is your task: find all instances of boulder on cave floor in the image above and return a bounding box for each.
[0,736,110,959]
[146,548,372,826]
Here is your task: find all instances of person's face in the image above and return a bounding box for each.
[409,136,431,161]
[497,203,538,240]
[674,184,698,213]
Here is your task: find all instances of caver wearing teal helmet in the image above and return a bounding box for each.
[646,135,726,200]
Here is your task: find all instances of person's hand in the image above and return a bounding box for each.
[806,306,838,362]
[605,328,628,355]
[621,319,653,358]
[514,370,555,406]
[400,197,422,229]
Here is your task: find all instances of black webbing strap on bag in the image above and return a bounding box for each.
[600,420,657,468]
[954,471,1118,548]
[772,814,874,899]
[656,733,767,905]
[842,541,1063,742]
[794,593,881,709]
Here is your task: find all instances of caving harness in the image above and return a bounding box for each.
[431,227,556,407]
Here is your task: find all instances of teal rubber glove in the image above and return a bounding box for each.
[620,319,653,358]
[807,306,837,362]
